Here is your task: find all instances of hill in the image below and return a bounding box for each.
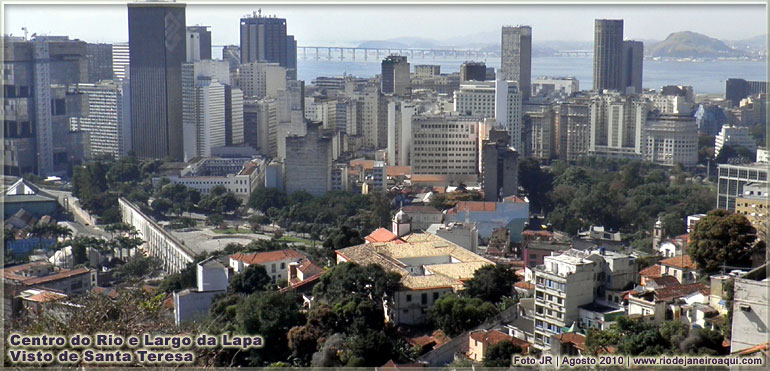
[646,31,746,58]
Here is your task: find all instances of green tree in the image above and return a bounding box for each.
[152,198,173,215]
[249,188,288,213]
[235,291,305,365]
[428,293,499,336]
[312,263,401,307]
[114,255,162,281]
[341,330,394,366]
[484,341,521,367]
[228,264,271,294]
[322,226,364,250]
[687,209,757,273]
[464,264,519,303]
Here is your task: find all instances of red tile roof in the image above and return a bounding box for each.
[387,166,411,177]
[231,249,306,265]
[639,264,662,277]
[555,333,586,351]
[503,195,527,203]
[364,227,401,243]
[23,268,91,285]
[655,283,707,302]
[660,255,697,270]
[24,290,67,303]
[469,329,512,346]
[297,259,323,276]
[446,201,497,215]
[647,275,680,288]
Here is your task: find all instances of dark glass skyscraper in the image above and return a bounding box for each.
[128,2,186,160]
[240,13,287,65]
[593,19,624,92]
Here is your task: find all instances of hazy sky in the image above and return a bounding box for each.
[4,3,767,46]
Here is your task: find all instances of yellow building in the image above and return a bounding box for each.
[735,182,768,234]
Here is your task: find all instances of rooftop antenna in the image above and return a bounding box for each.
[258,8,261,17]
[21,27,28,40]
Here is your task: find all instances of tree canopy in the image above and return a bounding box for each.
[428,293,499,336]
[464,264,519,304]
[687,209,757,273]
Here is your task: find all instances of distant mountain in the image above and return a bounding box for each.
[726,34,767,53]
[646,31,746,58]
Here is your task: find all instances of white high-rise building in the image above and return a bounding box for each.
[70,80,132,159]
[228,86,245,145]
[182,61,231,160]
[495,79,523,151]
[643,114,699,166]
[238,61,287,99]
[454,80,522,152]
[715,125,758,157]
[112,42,130,81]
[255,99,279,157]
[588,92,647,159]
[387,101,415,166]
[411,114,479,184]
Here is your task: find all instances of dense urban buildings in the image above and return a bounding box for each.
[460,61,487,83]
[716,163,768,212]
[500,25,532,100]
[725,78,767,107]
[239,12,297,78]
[481,129,519,201]
[186,25,212,62]
[70,80,132,159]
[128,1,186,160]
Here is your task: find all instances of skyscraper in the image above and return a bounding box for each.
[460,61,487,83]
[285,35,298,80]
[186,25,212,61]
[381,55,410,96]
[501,26,532,100]
[128,2,186,160]
[621,40,644,94]
[593,19,624,92]
[70,80,131,159]
[112,42,130,80]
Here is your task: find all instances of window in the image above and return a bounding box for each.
[271,264,276,273]
[421,293,428,305]
[433,292,440,301]
[280,262,285,269]
[406,294,412,302]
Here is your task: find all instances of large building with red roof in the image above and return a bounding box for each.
[229,249,307,281]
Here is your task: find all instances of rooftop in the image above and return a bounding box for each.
[231,249,306,265]
[364,227,402,244]
[336,233,494,290]
[660,255,698,270]
[639,264,662,277]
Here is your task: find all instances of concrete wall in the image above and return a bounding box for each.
[730,277,769,353]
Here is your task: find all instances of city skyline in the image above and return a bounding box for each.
[4,4,767,46]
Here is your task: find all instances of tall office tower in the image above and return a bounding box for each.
[593,19,624,92]
[589,92,648,159]
[225,86,244,145]
[182,60,231,160]
[186,25,212,62]
[460,61,487,82]
[500,26,532,100]
[251,99,278,157]
[387,101,416,166]
[112,42,130,80]
[238,61,287,98]
[356,85,388,149]
[3,37,53,176]
[553,98,591,161]
[86,43,114,82]
[621,41,643,94]
[381,55,411,96]
[4,36,92,176]
[222,45,241,72]
[411,114,480,184]
[128,2,186,160]
[240,12,296,72]
[725,78,768,107]
[70,80,131,159]
[284,121,333,196]
[495,79,523,151]
[285,35,297,80]
[481,129,519,202]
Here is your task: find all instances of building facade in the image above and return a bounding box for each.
[501,26,532,100]
[70,80,132,159]
[128,2,186,160]
[717,163,769,212]
[643,114,699,166]
[411,114,479,184]
[589,92,647,159]
[284,121,333,196]
[593,19,624,92]
[382,55,411,96]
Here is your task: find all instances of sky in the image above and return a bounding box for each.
[4,3,767,46]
